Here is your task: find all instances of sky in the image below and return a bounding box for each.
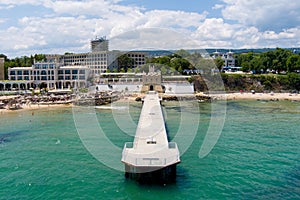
[0,0,300,58]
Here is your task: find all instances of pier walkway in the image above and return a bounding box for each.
[121,91,180,182]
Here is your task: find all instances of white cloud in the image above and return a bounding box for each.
[0,0,45,6]
[0,18,6,23]
[0,0,300,58]
[212,4,224,10]
[110,28,200,51]
[192,17,300,49]
[221,0,300,31]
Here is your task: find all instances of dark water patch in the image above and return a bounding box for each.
[0,130,28,143]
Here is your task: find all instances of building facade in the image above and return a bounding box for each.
[6,38,146,90]
[0,57,4,80]
[46,39,146,75]
[141,66,163,93]
[8,62,90,89]
[212,50,235,68]
[45,51,146,75]
[91,37,109,52]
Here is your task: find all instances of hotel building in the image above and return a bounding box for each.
[8,62,90,90]
[7,38,147,90]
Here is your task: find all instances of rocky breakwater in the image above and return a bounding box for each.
[135,93,212,102]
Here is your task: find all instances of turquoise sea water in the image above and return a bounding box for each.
[0,100,299,199]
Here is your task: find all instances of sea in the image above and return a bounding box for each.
[0,100,299,199]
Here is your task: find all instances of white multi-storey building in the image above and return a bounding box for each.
[46,51,146,75]
[7,38,147,90]
[8,62,90,89]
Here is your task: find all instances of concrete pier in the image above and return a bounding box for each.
[121,91,180,183]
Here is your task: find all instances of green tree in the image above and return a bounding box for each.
[117,54,135,72]
[288,73,300,90]
[286,54,300,72]
[214,57,224,71]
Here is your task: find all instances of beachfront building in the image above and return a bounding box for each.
[0,80,32,91]
[5,38,146,90]
[8,62,90,90]
[57,66,90,89]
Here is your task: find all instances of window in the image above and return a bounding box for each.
[10,71,15,75]
[65,70,71,74]
[72,70,78,74]
[79,70,85,74]
[17,71,22,75]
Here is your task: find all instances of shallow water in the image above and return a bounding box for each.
[0,100,299,199]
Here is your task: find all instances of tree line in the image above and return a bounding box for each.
[235,48,300,74]
[140,48,300,75]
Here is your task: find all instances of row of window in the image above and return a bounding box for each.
[10,75,86,81]
[58,76,86,80]
[127,54,145,58]
[10,70,56,75]
[10,76,55,81]
[58,70,86,74]
[34,64,56,69]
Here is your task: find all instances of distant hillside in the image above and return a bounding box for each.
[137,48,300,57]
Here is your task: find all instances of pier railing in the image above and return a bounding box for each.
[122,142,180,167]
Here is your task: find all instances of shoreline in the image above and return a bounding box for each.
[0,103,72,114]
[206,92,300,101]
[1,92,299,114]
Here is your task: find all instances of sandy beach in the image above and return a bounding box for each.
[206,92,300,101]
[1,92,299,114]
[0,103,72,114]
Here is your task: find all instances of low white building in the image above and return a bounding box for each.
[8,62,90,90]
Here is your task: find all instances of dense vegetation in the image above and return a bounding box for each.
[235,48,300,73]
[143,49,300,92]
